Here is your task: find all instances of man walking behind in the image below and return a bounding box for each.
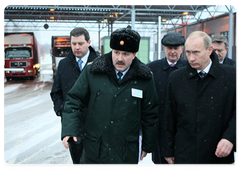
[147,32,187,164]
[50,27,98,164]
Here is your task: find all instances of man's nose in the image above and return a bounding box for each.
[75,45,80,49]
[118,54,123,60]
[215,50,220,55]
[189,54,195,61]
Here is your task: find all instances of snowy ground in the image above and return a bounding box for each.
[4,63,72,164]
[4,56,154,165]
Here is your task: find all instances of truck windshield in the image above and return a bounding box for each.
[54,47,70,57]
[5,47,31,59]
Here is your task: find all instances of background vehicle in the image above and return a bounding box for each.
[4,32,41,80]
[51,36,71,77]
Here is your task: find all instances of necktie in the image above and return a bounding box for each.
[170,63,175,67]
[78,59,83,71]
[199,71,206,78]
[117,72,123,82]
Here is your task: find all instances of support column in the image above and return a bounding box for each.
[131,5,135,30]
[98,21,100,51]
[228,5,233,59]
[158,16,161,59]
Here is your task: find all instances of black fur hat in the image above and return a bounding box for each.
[110,28,141,52]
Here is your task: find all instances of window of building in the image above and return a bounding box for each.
[220,31,229,39]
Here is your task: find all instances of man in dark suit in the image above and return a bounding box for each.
[212,35,236,66]
[147,32,187,164]
[50,27,98,164]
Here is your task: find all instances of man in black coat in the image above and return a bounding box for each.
[147,32,187,164]
[212,35,236,66]
[50,27,98,164]
[161,31,236,164]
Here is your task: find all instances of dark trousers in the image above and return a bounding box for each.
[68,137,84,164]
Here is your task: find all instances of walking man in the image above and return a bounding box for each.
[50,27,98,164]
[61,28,159,164]
[212,35,236,66]
[161,31,236,164]
[147,32,187,164]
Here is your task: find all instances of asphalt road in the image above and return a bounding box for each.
[4,62,153,165]
[4,64,72,164]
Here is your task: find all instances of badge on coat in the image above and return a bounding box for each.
[131,88,143,99]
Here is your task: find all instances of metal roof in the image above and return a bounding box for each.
[5,5,212,23]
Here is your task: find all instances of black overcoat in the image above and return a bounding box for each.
[161,51,236,163]
[50,46,98,116]
[223,57,236,66]
[147,57,187,163]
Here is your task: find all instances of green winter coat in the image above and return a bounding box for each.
[61,52,159,164]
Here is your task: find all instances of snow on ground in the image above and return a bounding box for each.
[4,84,22,94]
[139,154,153,164]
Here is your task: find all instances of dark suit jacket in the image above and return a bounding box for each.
[223,57,236,66]
[50,46,98,116]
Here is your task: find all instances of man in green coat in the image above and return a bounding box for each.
[61,28,159,164]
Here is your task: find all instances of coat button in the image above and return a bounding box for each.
[111,121,113,124]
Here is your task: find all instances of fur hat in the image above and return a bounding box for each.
[110,28,141,52]
[161,32,185,46]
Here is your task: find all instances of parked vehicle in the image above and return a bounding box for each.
[4,32,40,80]
[51,36,71,77]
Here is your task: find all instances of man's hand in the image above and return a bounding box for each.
[62,136,77,149]
[165,157,174,164]
[215,139,233,158]
[140,151,147,161]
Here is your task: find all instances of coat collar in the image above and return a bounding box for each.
[67,46,98,72]
[89,51,152,83]
[187,51,219,79]
[163,57,186,70]
[67,46,97,63]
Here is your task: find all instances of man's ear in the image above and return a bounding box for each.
[208,45,213,55]
[133,52,137,59]
[87,40,91,47]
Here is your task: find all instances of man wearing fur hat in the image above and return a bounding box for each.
[61,28,159,164]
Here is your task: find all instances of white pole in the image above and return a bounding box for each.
[158,16,161,59]
[228,5,233,59]
[131,5,135,30]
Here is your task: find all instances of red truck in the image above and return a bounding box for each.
[4,32,41,80]
[51,36,71,77]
